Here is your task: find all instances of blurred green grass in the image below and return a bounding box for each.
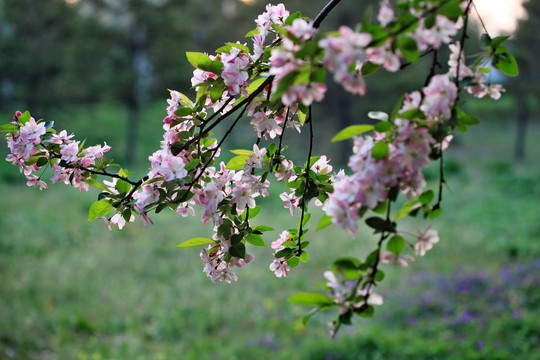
[1,105,540,359]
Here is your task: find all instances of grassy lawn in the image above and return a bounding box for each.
[1,116,540,359]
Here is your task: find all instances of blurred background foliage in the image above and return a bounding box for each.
[1,0,539,359]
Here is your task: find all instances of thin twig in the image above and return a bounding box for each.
[297,106,314,255]
[313,0,343,28]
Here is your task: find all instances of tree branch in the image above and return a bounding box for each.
[313,0,343,29]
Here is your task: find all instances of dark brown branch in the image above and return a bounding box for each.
[313,0,343,28]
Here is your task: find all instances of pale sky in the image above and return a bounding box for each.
[472,0,527,35]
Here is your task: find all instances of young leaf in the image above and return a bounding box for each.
[373,121,392,132]
[176,237,215,248]
[288,292,334,306]
[419,190,434,205]
[186,52,213,71]
[371,141,389,160]
[253,225,274,232]
[493,52,519,77]
[387,236,405,255]
[316,215,333,231]
[331,125,374,142]
[396,36,419,62]
[246,233,265,247]
[226,155,249,170]
[88,200,113,221]
[287,257,301,268]
[230,149,254,156]
[299,213,311,228]
[83,179,111,192]
[116,179,131,194]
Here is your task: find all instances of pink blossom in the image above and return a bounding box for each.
[231,181,257,213]
[26,175,47,190]
[271,230,291,250]
[380,251,415,267]
[50,164,68,184]
[421,74,457,120]
[275,159,296,182]
[244,144,266,170]
[288,18,316,41]
[414,16,459,51]
[269,259,290,278]
[51,130,75,144]
[19,118,46,144]
[377,0,395,27]
[280,191,298,216]
[160,155,188,182]
[60,141,80,163]
[250,111,282,139]
[413,227,440,256]
[311,155,332,175]
[281,82,327,106]
[448,42,473,79]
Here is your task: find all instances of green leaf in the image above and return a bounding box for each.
[0,124,18,132]
[365,216,395,232]
[288,292,334,306]
[176,237,215,248]
[299,213,311,228]
[226,155,249,170]
[285,11,302,26]
[174,107,194,117]
[419,190,434,205]
[275,248,293,259]
[230,149,254,156]
[490,35,510,48]
[88,200,113,221]
[436,1,463,21]
[427,207,443,219]
[116,179,131,194]
[356,305,375,318]
[229,242,246,259]
[310,67,326,84]
[371,141,389,160]
[331,125,374,142]
[373,121,392,132]
[361,62,380,76]
[184,159,201,172]
[245,77,267,97]
[394,200,420,220]
[387,236,405,255]
[316,215,333,231]
[36,157,48,167]
[457,108,480,126]
[299,251,309,262]
[253,225,274,232]
[287,257,301,268]
[243,205,261,220]
[396,36,419,62]
[210,81,226,103]
[493,52,519,76]
[245,28,260,38]
[297,109,307,125]
[143,177,164,186]
[186,52,213,70]
[18,111,31,125]
[83,179,111,192]
[281,240,297,247]
[246,233,265,247]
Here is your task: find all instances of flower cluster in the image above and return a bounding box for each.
[5,111,111,192]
